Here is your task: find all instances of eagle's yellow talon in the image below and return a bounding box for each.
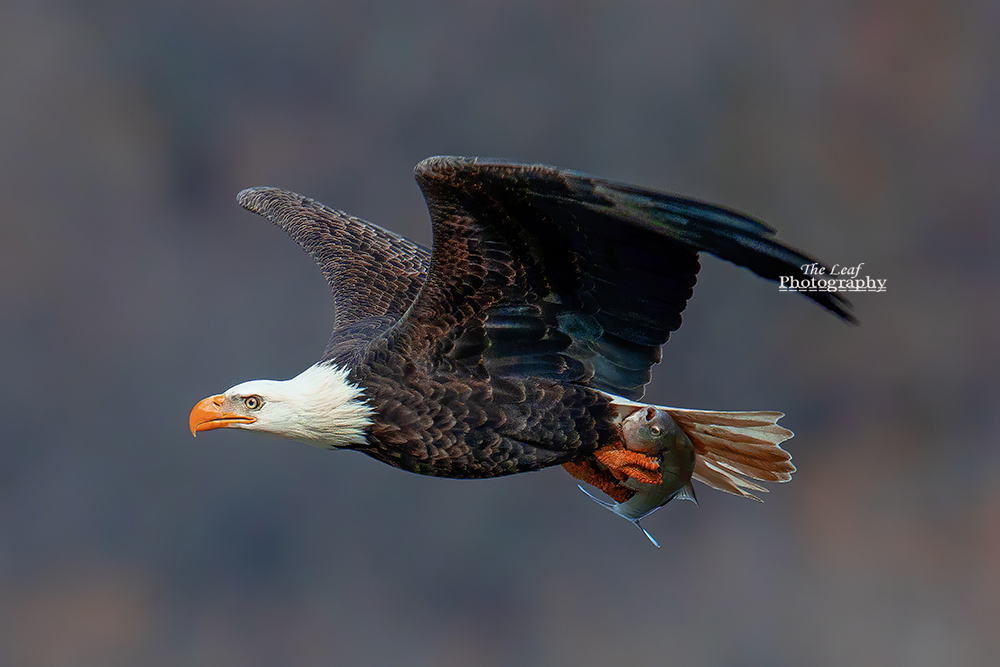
[593,446,663,485]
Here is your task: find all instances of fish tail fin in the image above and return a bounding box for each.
[661,408,795,501]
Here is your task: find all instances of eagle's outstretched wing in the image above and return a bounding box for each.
[237,187,430,327]
[391,156,853,399]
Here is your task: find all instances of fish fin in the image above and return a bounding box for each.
[674,482,698,506]
[634,521,661,548]
[577,485,619,513]
[579,486,661,548]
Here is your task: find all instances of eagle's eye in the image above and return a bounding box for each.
[244,395,264,411]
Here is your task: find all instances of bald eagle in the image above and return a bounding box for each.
[190,156,853,542]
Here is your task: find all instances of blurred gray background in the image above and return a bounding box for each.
[2,0,997,665]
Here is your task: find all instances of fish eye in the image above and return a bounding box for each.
[649,425,662,436]
[243,395,264,411]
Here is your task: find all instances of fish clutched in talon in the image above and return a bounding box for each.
[568,406,697,547]
[564,401,795,546]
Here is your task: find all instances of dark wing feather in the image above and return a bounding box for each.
[237,187,430,327]
[394,156,853,399]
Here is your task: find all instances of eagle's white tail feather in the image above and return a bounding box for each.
[663,408,794,501]
[693,458,769,501]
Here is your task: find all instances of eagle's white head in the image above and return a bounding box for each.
[189,363,373,448]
